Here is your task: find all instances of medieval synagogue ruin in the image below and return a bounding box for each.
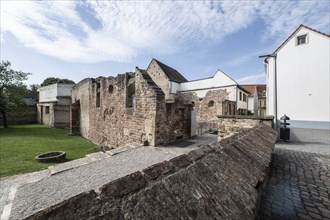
[38,58,251,147]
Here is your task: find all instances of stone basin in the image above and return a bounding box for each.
[35,151,66,163]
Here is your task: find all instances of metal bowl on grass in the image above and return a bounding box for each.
[35,151,66,163]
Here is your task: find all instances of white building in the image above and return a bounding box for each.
[179,70,249,115]
[263,24,330,129]
[241,85,258,115]
[37,83,75,129]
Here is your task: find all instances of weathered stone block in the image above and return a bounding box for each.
[169,154,192,169]
[187,148,207,161]
[99,171,147,199]
[25,190,98,220]
[142,160,176,181]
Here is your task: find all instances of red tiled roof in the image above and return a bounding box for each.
[273,24,330,54]
[256,84,266,99]
[240,85,256,97]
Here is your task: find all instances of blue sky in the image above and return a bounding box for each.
[1,0,329,86]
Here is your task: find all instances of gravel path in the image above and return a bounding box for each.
[0,134,217,220]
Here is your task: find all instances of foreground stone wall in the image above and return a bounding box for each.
[26,124,277,220]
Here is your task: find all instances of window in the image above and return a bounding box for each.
[126,82,135,108]
[96,83,101,108]
[108,85,114,94]
[297,34,307,45]
[208,100,214,107]
[45,106,50,114]
[239,91,242,101]
[243,94,247,102]
[166,103,172,118]
[262,90,266,97]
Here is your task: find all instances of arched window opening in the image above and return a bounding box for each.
[108,85,114,94]
[208,100,215,107]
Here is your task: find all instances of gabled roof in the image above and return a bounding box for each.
[274,24,330,54]
[152,59,188,83]
[256,84,266,99]
[240,85,257,97]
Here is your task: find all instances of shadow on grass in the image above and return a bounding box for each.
[0,125,71,140]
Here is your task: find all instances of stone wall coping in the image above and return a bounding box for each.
[217,115,274,120]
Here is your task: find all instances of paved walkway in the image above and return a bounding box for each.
[0,134,217,220]
[259,128,330,220]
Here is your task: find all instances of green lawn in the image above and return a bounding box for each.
[0,124,96,177]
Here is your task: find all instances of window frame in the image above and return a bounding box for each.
[296,34,308,46]
[45,106,50,114]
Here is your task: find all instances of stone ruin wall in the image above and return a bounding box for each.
[0,106,37,125]
[154,100,191,145]
[179,89,229,123]
[71,69,192,147]
[26,124,277,220]
[71,78,92,138]
[87,72,159,147]
[218,115,275,140]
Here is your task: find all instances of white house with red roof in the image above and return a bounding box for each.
[241,85,258,115]
[262,24,329,129]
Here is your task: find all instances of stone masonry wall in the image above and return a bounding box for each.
[154,100,191,145]
[180,89,229,123]
[146,59,171,100]
[0,106,37,125]
[26,124,277,220]
[71,78,92,138]
[86,71,159,147]
[218,115,274,140]
[71,68,191,147]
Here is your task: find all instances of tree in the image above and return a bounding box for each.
[40,77,75,87]
[0,60,31,128]
[29,84,40,92]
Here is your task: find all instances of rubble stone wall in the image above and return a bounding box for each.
[36,103,54,126]
[26,124,277,220]
[0,106,37,125]
[146,59,170,100]
[70,69,191,147]
[71,79,92,138]
[180,89,229,123]
[218,115,274,140]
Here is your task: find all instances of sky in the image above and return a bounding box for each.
[1,0,329,86]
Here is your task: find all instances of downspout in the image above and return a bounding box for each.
[274,55,278,130]
[259,53,277,129]
[235,87,238,115]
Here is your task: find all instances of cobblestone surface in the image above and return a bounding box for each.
[259,128,330,220]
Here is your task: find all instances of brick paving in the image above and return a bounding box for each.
[259,128,330,220]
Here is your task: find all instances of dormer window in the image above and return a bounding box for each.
[297,34,307,45]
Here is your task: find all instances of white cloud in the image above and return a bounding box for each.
[0,1,258,63]
[1,0,329,63]
[258,0,330,44]
[236,73,266,85]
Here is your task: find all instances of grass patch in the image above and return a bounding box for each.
[0,124,96,177]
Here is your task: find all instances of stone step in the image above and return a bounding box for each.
[105,144,142,156]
